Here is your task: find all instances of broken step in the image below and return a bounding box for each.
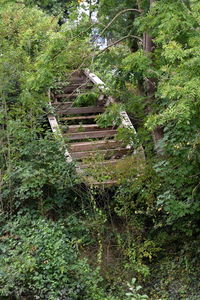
[69,140,121,152]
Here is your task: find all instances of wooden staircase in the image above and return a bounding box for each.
[48,70,145,186]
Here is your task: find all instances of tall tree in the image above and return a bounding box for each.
[143,0,163,151]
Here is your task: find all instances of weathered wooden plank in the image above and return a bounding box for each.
[60,115,99,121]
[69,78,88,83]
[48,114,60,133]
[71,148,130,159]
[52,102,73,106]
[47,113,72,163]
[120,110,145,158]
[86,178,118,186]
[69,140,121,152]
[63,84,93,93]
[67,124,114,133]
[55,93,80,99]
[56,106,105,115]
[84,69,105,90]
[66,129,117,141]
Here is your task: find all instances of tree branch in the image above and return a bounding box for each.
[99,8,142,37]
[95,34,142,57]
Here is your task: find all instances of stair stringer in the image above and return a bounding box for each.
[83,69,145,160]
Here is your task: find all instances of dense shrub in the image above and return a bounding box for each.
[0,213,106,300]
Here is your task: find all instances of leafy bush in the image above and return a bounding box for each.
[126,278,148,300]
[1,122,79,213]
[0,213,105,299]
[96,103,123,128]
[74,92,99,107]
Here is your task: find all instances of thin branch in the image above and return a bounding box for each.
[136,0,142,11]
[95,34,142,57]
[99,8,142,37]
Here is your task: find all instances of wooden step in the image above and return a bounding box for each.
[56,106,104,115]
[63,84,93,93]
[52,102,73,106]
[69,140,121,152]
[71,148,130,159]
[86,178,118,186]
[67,124,114,133]
[60,115,99,121]
[66,129,117,141]
[69,78,89,83]
[55,93,80,99]
[52,102,73,108]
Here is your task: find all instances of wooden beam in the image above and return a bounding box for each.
[86,178,118,186]
[69,140,121,152]
[67,124,115,133]
[47,113,73,163]
[60,115,99,121]
[52,102,73,106]
[63,84,93,93]
[84,69,105,91]
[55,93,80,99]
[56,106,104,115]
[67,129,117,141]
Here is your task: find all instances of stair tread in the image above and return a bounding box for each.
[52,102,73,105]
[66,129,117,140]
[69,140,121,152]
[60,115,99,121]
[67,124,114,133]
[86,178,118,186]
[55,93,80,98]
[56,106,104,115]
[70,140,118,146]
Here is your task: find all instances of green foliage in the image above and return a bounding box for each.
[115,127,140,148]
[115,163,160,219]
[0,213,105,299]
[1,121,79,214]
[0,2,92,215]
[122,51,153,84]
[1,0,200,298]
[1,0,76,15]
[126,278,148,300]
[74,91,99,107]
[0,2,91,111]
[96,103,123,128]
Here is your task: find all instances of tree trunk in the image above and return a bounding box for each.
[143,0,163,153]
